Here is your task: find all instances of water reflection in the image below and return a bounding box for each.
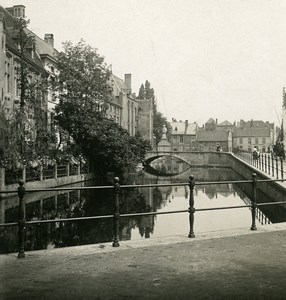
[1,164,285,254]
[147,156,190,176]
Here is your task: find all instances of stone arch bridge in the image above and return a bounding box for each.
[144,151,232,168]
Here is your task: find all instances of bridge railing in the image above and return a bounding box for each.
[0,174,285,258]
[233,149,286,180]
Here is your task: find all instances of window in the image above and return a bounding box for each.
[239,137,243,144]
[248,138,251,144]
[180,135,184,143]
[262,138,266,144]
[255,138,258,144]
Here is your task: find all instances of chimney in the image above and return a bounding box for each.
[216,118,218,124]
[185,120,188,124]
[124,74,131,93]
[44,34,54,48]
[6,5,25,18]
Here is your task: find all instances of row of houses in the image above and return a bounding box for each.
[161,118,275,153]
[0,5,154,156]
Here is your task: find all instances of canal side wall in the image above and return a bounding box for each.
[227,153,286,206]
[187,152,286,206]
[0,173,94,200]
[146,151,286,206]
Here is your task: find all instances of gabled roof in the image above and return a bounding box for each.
[25,28,58,60]
[197,130,230,142]
[170,122,197,135]
[206,117,215,124]
[112,74,128,91]
[218,120,233,126]
[185,123,197,135]
[170,122,186,134]
[1,6,46,72]
[241,120,274,129]
[234,127,271,137]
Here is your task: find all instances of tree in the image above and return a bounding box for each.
[138,84,145,99]
[54,40,151,176]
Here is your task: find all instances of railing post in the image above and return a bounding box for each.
[66,163,70,177]
[17,179,26,258]
[0,167,5,191]
[39,165,43,181]
[188,175,196,238]
[54,163,58,179]
[251,173,257,231]
[22,165,26,182]
[280,157,283,181]
[261,154,264,172]
[272,155,274,177]
[112,177,120,247]
[276,157,279,179]
[268,154,270,175]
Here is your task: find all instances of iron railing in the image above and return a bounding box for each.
[234,150,285,180]
[0,173,285,258]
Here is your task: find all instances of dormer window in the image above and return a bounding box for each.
[175,127,177,131]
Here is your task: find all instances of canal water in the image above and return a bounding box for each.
[1,162,286,254]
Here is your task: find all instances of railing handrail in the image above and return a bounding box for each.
[1,173,284,257]
[1,177,284,195]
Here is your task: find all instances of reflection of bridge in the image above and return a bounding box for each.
[145,151,231,167]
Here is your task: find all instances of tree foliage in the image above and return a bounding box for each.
[54,40,150,176]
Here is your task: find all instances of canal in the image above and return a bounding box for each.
[1,162,286,254]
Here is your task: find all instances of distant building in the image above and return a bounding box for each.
[204,117,217,131]
[216,120,235,132]
[233,126,274,153]
[196,130,232,152]
[170,120,197,151]
[110,74,153,142]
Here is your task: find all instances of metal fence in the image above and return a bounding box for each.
[234,150,285,180]
[0,173,285,258]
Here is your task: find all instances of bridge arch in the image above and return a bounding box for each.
[144,152,192,166]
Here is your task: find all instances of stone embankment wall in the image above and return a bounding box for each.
[146,151,286,206]
[0,165,94,199]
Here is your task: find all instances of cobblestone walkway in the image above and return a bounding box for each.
[1,224,286,299]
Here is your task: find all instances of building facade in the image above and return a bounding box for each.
[196,130,232,152]
[169,120,197,151]
[110,74,139,136]
[0,5,51,154]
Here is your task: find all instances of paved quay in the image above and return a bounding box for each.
[1,223,286,300]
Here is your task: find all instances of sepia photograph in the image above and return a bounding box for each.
[1,0,286,299]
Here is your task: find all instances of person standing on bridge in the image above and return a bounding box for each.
[253,147,260,160]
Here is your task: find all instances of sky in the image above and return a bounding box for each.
[2,0,286,126]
